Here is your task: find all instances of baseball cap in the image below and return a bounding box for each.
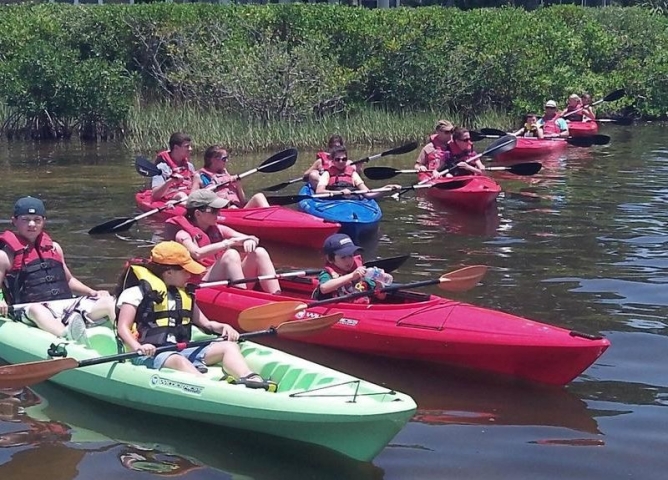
[323,233,363,257]
[186,190,230,209]
[150,241,206,275]
[13,196,46,217]
[544,100,557,108]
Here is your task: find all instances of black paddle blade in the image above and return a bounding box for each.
[469,131,488,142]
[364,254,410,273]
[480,128,507,137]
[363,166,403,180]
[484,135,517,156]
[88,217,136,235]
[382,141,419,157]
[603,88,625,102]
[265,194,309,206]
[508,162,542,176]
[591,134,611,145]
[431,178,473,190]
[135,156,161,177]
[566,136,595,147]
[258,148,298,173]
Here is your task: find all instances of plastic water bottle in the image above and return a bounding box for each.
[364,267,393,287]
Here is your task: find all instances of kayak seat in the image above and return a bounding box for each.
[87,326,118,355]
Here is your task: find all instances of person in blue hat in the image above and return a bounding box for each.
[312,233,390,304]
[0,196,115,341]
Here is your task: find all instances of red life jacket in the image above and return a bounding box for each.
[316,151,332,171]
[164,216,223,268]
[0,230,72,304]
[154,150,193,198]
[196,168,241,207]
[425,134,448,171]
[541,116,562,135]
[564,104,584,122]
[313,256,372,304]
[326,165,356,190]
[440,140,478,176]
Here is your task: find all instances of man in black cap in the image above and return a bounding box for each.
[0,196,115,340]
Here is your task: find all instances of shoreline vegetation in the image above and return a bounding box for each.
[0,4,666,151]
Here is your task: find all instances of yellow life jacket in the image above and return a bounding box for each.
[126,265,193,345]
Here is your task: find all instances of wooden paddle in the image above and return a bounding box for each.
[237,265,488,331]
[265,179,473,206]
[561,88,626,119]
[88,148,298,235]
[188,254,410,290]
[479,128,610,147]
[260,142,418,192]
[364,162,542,180]
[0,311,343,389]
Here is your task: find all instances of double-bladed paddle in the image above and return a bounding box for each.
[187,254,411,291]
[364,162,542,180]
[479,128,611,147]
[265,178,474,206]
[0,310,343,389]
[260,142,418,192]
[561,88,626,119]
[88,148,298,235]
[237,265,489,331]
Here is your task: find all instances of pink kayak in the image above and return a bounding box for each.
[567,121,599,137]
[418,174,500,213]
[135,190,340,249]
[195,276,610,386]
[495,137,568,162]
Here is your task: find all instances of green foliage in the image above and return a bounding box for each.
[1,3,668,142]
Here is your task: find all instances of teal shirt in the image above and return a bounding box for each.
[313,270,376,299]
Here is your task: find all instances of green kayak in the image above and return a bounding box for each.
[0,317,416,462]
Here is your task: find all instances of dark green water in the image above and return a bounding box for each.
[1,125,668,478]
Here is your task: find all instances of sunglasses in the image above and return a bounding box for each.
[199,207,221,214]
[443,129,454,134]
[457,137,472,142]
[333,157,348,162]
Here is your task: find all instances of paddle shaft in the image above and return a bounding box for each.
[308,278,442,308]
[262,142,417,192]
[192,254,410,290]
[562,89,625,119]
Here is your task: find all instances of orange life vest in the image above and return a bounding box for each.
[154,150,193,199]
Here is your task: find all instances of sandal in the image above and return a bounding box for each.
[223,373,278,393]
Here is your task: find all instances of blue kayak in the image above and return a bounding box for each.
[297,185,382,241]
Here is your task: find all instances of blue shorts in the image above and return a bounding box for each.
[131,345,209,370]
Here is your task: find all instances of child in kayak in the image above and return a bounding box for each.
[513,113,544,138]
[312,234,391,304]
[116,241,277,391]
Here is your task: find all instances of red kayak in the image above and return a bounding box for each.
[418,174,500,213]
[196,277,610,386]
[495,137,568,162]
[135,190,340,249]
[567,121,599,137]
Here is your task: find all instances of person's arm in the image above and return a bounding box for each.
[54,242,108,297]
[151,164,180,201]
[315,172,331,194]
[303,159,322,176]
[190,172,203,192]
[558,119,570,138]
[318,268,366,296]
[191,304,240,341]
[583,107,596,120]
[512,128,526,136]
[0,250,11,315]
[175,230,233,261]
[414,146,429,171]
[352,172,369,192]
